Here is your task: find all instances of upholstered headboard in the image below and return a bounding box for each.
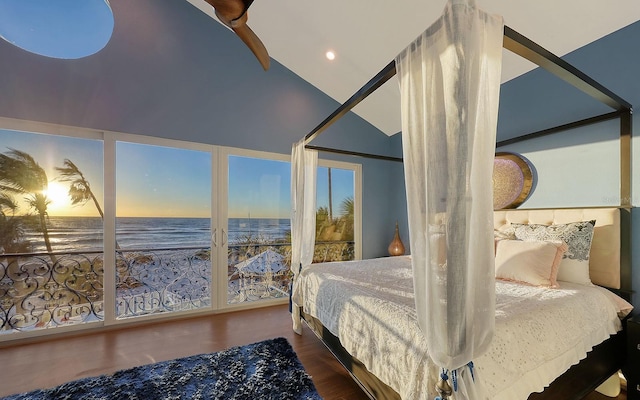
[494,208,621,289]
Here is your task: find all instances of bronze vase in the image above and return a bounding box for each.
[388,222,405,256]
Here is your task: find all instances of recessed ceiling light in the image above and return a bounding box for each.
[325,50,336,61]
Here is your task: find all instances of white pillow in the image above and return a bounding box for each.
[511,220,596,286]
[495,240,568,287]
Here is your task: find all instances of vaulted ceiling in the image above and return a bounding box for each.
[187,0,640,136]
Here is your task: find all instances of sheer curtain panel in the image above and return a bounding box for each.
[396,0,503,398]
[290,139,317,334]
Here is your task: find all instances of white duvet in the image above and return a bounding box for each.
[292,256,629,400]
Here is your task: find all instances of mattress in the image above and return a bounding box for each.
[292,255,628,400]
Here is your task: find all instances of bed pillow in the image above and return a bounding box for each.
[495,240,568,287]
[494,228,516,241]
[511,220,596,286]
[494,228,516,254]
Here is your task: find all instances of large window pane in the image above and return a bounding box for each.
[225,155,358,305]
[115,142,211,319]
[226,155,291,304]
[0,129,104,333]
[316,166,355,262]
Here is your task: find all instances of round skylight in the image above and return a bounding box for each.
[0,0,114,59]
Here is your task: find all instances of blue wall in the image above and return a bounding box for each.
[495,21,640,307]
[0,0,401,259]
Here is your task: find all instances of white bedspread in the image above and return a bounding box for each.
[292,256,626,400]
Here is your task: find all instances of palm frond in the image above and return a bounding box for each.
[68,182,92,205]
[1,148,49,192]
[55,159,88,185]
[0,192,17,215]
[340,197,354,218]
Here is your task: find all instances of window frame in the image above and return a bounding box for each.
[218,146,362,311]
[0,117,362,340]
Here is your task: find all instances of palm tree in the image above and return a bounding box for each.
[0,194,30,254]
[55,159,105,218]
[315,206,330,239]
[335,197,354,241]
[340,197,355,236]
[0,213,31,254]
[340,196,354,220]
[55,159,120,249]
[0,148,56,260]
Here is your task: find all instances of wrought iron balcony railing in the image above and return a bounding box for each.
[0,240,354,335]
[0,250,105,333]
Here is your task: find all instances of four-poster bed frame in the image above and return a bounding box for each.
[299,22,633,400]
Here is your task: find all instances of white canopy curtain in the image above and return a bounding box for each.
[290,139,317,334]
[396,0,503,398]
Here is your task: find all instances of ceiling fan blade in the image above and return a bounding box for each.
[232,23,270,71]
[207,0,270,71]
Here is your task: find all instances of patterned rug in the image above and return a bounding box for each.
[2,337,322,400]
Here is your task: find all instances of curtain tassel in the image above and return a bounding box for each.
[435,369,453,400]
[435,362,476,400]
[467,361,475,381]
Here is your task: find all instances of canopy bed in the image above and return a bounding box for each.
[290,1,633,399]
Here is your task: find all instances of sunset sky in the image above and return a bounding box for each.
[0,129,353,219]
[0,129,104,217]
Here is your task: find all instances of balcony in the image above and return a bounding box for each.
[0,241,354,336]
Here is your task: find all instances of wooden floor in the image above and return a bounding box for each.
[0,304,626,400]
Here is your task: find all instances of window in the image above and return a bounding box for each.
[0,120,361,338]
[315,165,356,263]
[224,150,360,305]
[225,154,291,304]
[0,127,104,333]
[114,141,212,319]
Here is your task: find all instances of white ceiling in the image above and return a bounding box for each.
[187,0,640,136]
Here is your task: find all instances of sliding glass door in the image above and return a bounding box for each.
[224,152,291,305]
[114,141,212,319]
[222,148,360,305]
[0,118,361,338]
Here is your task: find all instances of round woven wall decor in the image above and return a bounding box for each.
[493,152,535,209]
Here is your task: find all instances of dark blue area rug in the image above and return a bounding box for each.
[2,337,322,400]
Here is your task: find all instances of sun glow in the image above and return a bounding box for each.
[44,181,72,213]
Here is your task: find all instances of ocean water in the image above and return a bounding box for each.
[21,217,291,252]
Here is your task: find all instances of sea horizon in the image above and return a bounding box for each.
[19,216,292,253]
